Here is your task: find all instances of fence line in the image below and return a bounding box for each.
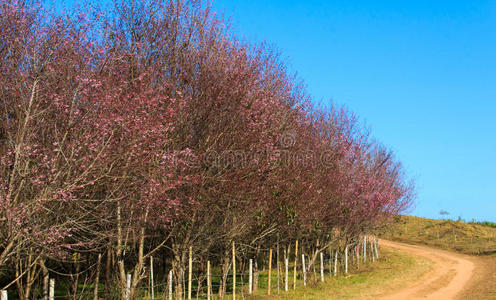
[3,236,380,299]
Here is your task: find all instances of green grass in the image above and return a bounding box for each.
[140,247,431,300]
[245,247,432,300]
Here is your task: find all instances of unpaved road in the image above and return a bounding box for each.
[379,240,475,300]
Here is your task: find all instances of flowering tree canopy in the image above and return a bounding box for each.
[0,0,414,298]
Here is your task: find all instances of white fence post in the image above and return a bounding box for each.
[334,250,338,277]
[345,245,349,274]
[150,256,154,300]
[0,290,7,300]
[301,254,306,287]
[125,273,131,300]
[168,270,173,300]
[249,258,253,294]
[49,278,55,300]
[363,235,367,263]
[188,246,192,300]
[320,252,324,282]
[284,258,289,291]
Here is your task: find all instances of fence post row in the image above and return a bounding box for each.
[32,236,380,300]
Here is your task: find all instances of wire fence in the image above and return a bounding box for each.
[0,236,380,299]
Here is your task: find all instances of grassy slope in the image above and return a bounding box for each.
[380,215,496,299]
[379,215,496,255]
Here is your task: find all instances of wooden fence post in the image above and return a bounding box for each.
[150,256,154,300]
[168,270,173,300]
[284,258,289,292]
[277,244,280,294]
[371,238,376,262]
[42,266,49,300]
[301,254,306,287]
[0,290,7,300]
[320,252,324,282]
[293,240,298,290]
[188,246,192,300]
[232,242,236,300]
[267,249,272,295]
[356,244,360,269]
[328,249,333,276]
[375,238,380,259]
[49,278,55,300]
[207,261,211,300]
[249,259,253,294]
[93,254,101,300]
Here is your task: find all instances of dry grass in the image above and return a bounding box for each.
[380,215,496,255]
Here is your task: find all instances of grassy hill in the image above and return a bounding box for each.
[379,215,496,255]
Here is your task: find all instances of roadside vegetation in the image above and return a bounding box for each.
[247,248,432,300]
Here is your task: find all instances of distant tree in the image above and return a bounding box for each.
[439,210,450,220]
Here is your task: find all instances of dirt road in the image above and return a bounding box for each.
[379,240,475,300]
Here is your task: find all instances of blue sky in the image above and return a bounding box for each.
[212,0,496,221]
[52,0,496,221]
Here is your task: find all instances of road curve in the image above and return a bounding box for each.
[379,240,475,300]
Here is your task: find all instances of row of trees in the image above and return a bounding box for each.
[0,0,413,298]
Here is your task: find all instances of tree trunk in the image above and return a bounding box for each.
[253,260,259,293]
[105,244,112,298]
[172,247,187,300]
[218,248,231,299]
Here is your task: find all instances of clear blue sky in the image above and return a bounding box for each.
[212,0,496,221]
[53,0,496,221]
